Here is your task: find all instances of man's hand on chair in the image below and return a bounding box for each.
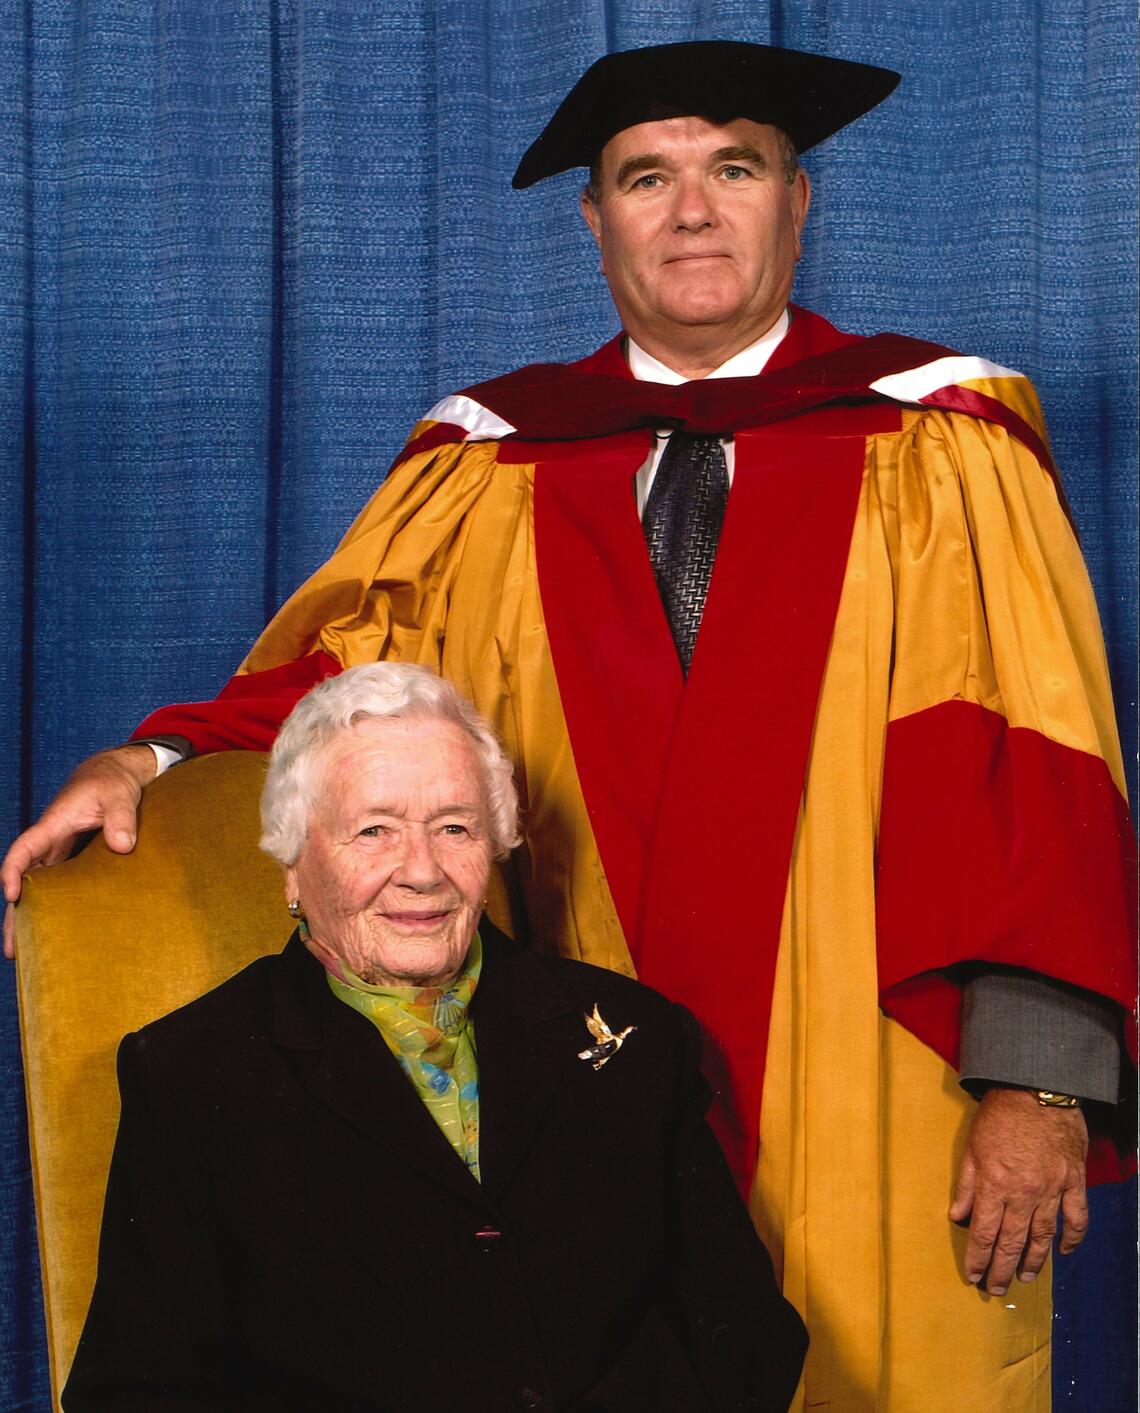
[2,745,157,958]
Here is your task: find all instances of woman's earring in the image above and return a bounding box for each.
[287,899,306,920]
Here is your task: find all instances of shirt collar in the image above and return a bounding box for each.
[625,309,790,385]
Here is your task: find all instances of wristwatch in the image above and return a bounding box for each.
[1033,1090,1082,1108]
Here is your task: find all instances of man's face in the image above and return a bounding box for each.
[285,715,493,989]
[580,116,810,362]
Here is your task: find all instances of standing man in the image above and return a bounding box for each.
[6,43,1134,1409]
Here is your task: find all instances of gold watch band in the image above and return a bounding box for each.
[1034,1089,1082,1108]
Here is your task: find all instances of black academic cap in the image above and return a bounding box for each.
[512,41,900,189]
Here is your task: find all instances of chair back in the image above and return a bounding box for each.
[15,751,287,1407]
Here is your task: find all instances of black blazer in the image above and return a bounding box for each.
[64,924,806,1412]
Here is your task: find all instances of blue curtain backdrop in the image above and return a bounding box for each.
[2,1,1136,1406]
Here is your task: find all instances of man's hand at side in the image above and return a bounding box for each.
[949,1085,1088,1296]
[2,745,157,958]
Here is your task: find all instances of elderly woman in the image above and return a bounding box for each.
[64,664,805,1412]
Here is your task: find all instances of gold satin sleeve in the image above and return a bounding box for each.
[242,439,502,674]
[888,408,1124,792]
[241,437,633,976]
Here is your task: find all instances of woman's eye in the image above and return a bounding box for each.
[440,823,470,837]
[358,825,387,838]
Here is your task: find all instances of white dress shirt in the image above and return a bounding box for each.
[626,310,790,516]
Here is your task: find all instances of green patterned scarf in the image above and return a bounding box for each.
[326,934,482,1181]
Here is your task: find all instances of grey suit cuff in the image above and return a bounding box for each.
[959,969,1123,1104]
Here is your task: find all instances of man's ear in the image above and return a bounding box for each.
[792,168,811,260]
[580,188,603,246]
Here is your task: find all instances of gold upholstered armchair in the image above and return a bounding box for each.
[15,752,286,1408]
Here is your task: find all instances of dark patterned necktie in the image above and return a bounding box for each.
[641,431,729,674]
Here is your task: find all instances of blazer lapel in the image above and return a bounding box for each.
[469,926,582,1205]
[269,934,490,1209]
[268,929,584,1210]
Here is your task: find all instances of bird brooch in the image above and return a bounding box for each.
[577,1004,637,1071]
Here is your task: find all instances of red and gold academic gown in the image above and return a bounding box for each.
[137,307,1136,1410]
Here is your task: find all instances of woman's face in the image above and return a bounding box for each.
[285,715,493,988]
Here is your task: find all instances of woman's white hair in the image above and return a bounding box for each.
[259,663,521,866]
